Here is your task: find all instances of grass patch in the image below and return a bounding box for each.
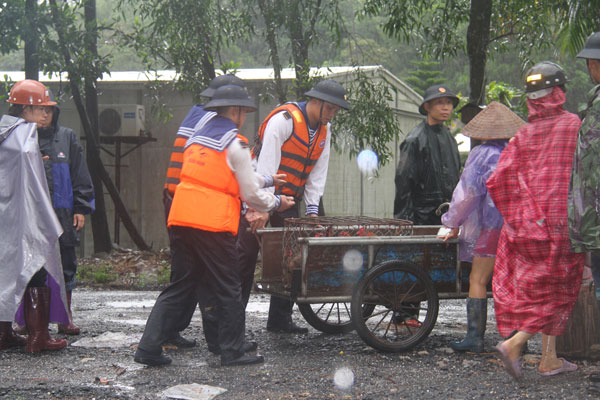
[77,263,118,285]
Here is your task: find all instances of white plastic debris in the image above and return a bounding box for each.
[162,383,227,400]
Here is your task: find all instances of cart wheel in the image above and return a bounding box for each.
[351,260,438,352]
[298,302,374,334]
[298,302,355,334]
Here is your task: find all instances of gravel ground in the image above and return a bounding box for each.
[1,289,599,400]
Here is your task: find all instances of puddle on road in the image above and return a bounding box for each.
[72,331,142,348]
[105,318,148,326]
[105,300,156,308]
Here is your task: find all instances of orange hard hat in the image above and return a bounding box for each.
[7,79,57,106]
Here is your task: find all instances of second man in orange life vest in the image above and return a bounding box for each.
[161,74,247,350]
[134,84,294,367]
[238,80,350,333]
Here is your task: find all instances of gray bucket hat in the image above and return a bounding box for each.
[304,80,350,110]
[577,32,600,60]
[204,85,257,112]
[200,74,246,98]
[419,84,459,115]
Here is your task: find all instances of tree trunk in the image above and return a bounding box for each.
[258,0,287,104]
[23,0,39,80]
[50,0,150,251]
[466,0,492,106]
[287,0,312,98]
[84,0,112,254]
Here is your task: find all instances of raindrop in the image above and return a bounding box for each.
[333,367,354,390]
[356,149,378,177]
[342,249,363,272]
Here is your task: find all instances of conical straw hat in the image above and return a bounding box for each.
[461,101,525,140]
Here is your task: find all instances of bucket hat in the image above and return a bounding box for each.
[461,101,524,140]
[419,84,459,115]
[304,80,350,110]
[200,74,245,98]
[577,32,600,60]
[204,85,257,112]
[458,103,483,125]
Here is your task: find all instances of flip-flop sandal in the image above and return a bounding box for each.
[496,342,522,380]
[539,358,578,376]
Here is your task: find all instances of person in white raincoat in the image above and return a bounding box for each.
[0,80,68,353]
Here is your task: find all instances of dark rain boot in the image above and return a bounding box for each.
[266,297,308,333]
[24,287,67,353]
[0,321,26,350]
[58,291,80,335]
[450,297,486,353]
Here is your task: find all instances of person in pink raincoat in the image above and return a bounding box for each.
[487,62,584,380]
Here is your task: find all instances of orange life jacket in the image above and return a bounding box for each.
[164,105,215,195]
[164,135,187,195]
[168,117,245,234]
[252,102,328,200]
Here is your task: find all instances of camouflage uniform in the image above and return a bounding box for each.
[568,84,600,252]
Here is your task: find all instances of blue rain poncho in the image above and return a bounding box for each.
[441,140,507,262]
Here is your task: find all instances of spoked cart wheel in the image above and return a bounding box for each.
[351,260,439,352]
[298,302,376,334]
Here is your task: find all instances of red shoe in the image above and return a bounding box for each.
[403,319,422,328]
[58,291,80,335]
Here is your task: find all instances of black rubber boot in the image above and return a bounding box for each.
[450,297,486,353]
[266,297,308,334]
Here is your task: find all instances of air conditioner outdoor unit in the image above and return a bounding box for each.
[98,104,145,136]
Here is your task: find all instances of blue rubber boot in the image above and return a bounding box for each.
[450,297,486,353]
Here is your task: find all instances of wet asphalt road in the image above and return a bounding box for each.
[1,289,599,399]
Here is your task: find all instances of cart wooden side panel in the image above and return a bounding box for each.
[257,230,469,301]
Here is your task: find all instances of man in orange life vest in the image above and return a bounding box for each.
[239,80,350,333]
[134,84,295,367]
[161,74,246,349]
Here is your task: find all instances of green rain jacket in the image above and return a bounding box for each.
[568,84,600,252]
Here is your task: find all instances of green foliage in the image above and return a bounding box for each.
[403,60,445,95]
[117,0,253,102]
[555,0,600,57]
[485,81,518,107]
[332,68,399,166]
[77,263,118,285]
[157,262,171,285]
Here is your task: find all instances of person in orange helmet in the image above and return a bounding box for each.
[0,79,69,353]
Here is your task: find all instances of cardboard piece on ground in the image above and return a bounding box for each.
[162,383,227,400]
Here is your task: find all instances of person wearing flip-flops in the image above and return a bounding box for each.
[440,102,524,354]
[567,31,600,394]
[487,62,584,380]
